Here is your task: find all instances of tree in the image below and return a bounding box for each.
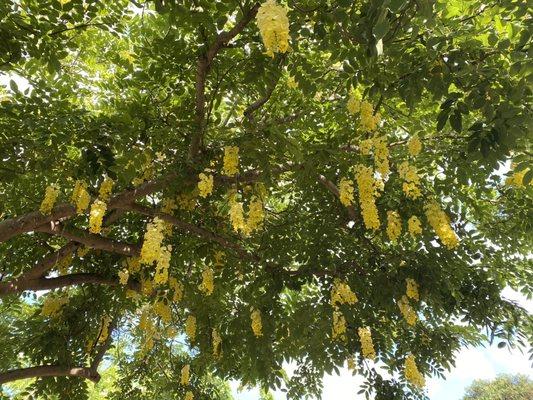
[0,0,531,399]
[462,374,533,400]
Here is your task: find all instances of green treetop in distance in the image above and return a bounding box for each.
[462,374,533,400]
[0,0,531,399]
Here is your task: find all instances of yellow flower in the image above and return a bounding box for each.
[355,165,380,230]
[154,245,172,286]
[505,168,529,188]
[198,267,214,296]
[212,328,222,358]
[406,278,419,301]
[229,192,246,233]
[359,101,381,132]
[339,178,354,207]
[331,279,358,308]
[41,294,68,318]
[256,0,290,58]
[185,315,197,343]
[98,315,112,344]
[408,135,422,157]
[197,173,214,198]
[287,75,298,89]
[177,192,197,211]
[184,391,194,400]
[140,217,166,265]
[118,269,129,285]
[398,295,417,326]
[77,246,90,258]
[405,354,425,388]
[89,200,107,234]
[359,138,373,155]
[358,327,376,360]
[398,161,421,199]
[223,146,239,177]
[332,310,347,341]
[244,196,265,235]
[347,94,361,115]
[407,216,422,237]
[386,210,402,243]
[372,136,389,177]
[424,200,459,249]
[40,185,59,215]
[180,364,190,386]
[71,180,90,213]
[98,177,114,202]
[161,198,178,214]
[251,308,263,337]
[169,277,184,302]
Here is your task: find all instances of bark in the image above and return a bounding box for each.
[0,365,100,385]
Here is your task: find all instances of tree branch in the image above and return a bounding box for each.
[0,365,100,385]
[188,3,261,160]
[317,174,358,221]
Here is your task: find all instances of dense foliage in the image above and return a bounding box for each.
[0,0,531,399]
[462,374,533,400]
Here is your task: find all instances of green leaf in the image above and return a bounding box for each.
[450,110,462,132]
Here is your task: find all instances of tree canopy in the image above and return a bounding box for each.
[462,374,533,400]
[0,0,532,399]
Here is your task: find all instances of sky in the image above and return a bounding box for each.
[231,287,532,400]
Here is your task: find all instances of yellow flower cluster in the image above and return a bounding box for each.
[398,161,421,199]
[198,173,214,198]
[177,192,197,211]
[332,310,347,341]
[71,180,90,213]
[98,177,114,202]
[124,257,141,273]
[140,217,166,265]
[213,250,225,267]
[184,391,194,400]
[212,328,222,358]
[77,246,90,258]
[355,165,380,230]
[372,136,389,177]
[407,216,422,237]
[424,200,459,249]
[359,138,373,155]
[180,364,190,385]
[89,200,107,234]
[41,294,68,318]
[405,354,425,388]
[386,211,402,242]
[347,357,356,371]
[398,295,417,326]
[358,327,376,360]
[223,146,239,177]
[185,315,197,342]
[229,195,245,232]
[154,300,172,323]
[56,253,72,274]
[154,245,172,285]
[40,185,59,215]
[287,75,298,89]
[407,136,422,157]
[347,93,360,115]
[98,315,112,344]
[198,267,214,296]
[118,268,129,285]
[406,278,419,301]
[505,168,529,188]
[331,279,358,308]
[161,198,177,214]
[244,196,265,235]
[346,96,380,131]
[251,308,263,337]
[256,0,290,58]
[339,178,354,207]
[169,277,184,302]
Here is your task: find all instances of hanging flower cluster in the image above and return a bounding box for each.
[229,192,265,235]
[98,315,112,344]
[505,168,529,188]
[424,200,459,249]
[331,279,358,308]
[404,354,425,388]
[407,135,422,157]
[169,277,184,302]
[98,177,114,202]
[140,217,166,265]
[287,75,298,89]
[398,161,422,199]
[154,245,172,285]
[339,178,354,207]
[332,310,347,341]
[71,180,90,213]
[198,267,214,296]
[89,200,107,234]
[41,294,68,318]
[407,216,422,237]
[177,191,197,211]
[360,138,373,155]
[406,278,419,301]
[118,268,129,285]
[223,146,239,177]
[212,328,222,358]
[197,173,214,198]
[355,165,380,230]
[386,211,402,242]
[346,95,380,132]
[39,185,59,215]
[185,315,197,342]
[256,0,290,58]
[372,136,390,177]
[398,295,417,326]
[180,364,190,385]
[184,391,194,400]
[251,308,263,337]
[358,327,376,360]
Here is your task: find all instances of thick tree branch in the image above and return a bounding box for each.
[243,72,282,121]
[188,3,261,160]
[0,365,100,385]
[116,203,258,262]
